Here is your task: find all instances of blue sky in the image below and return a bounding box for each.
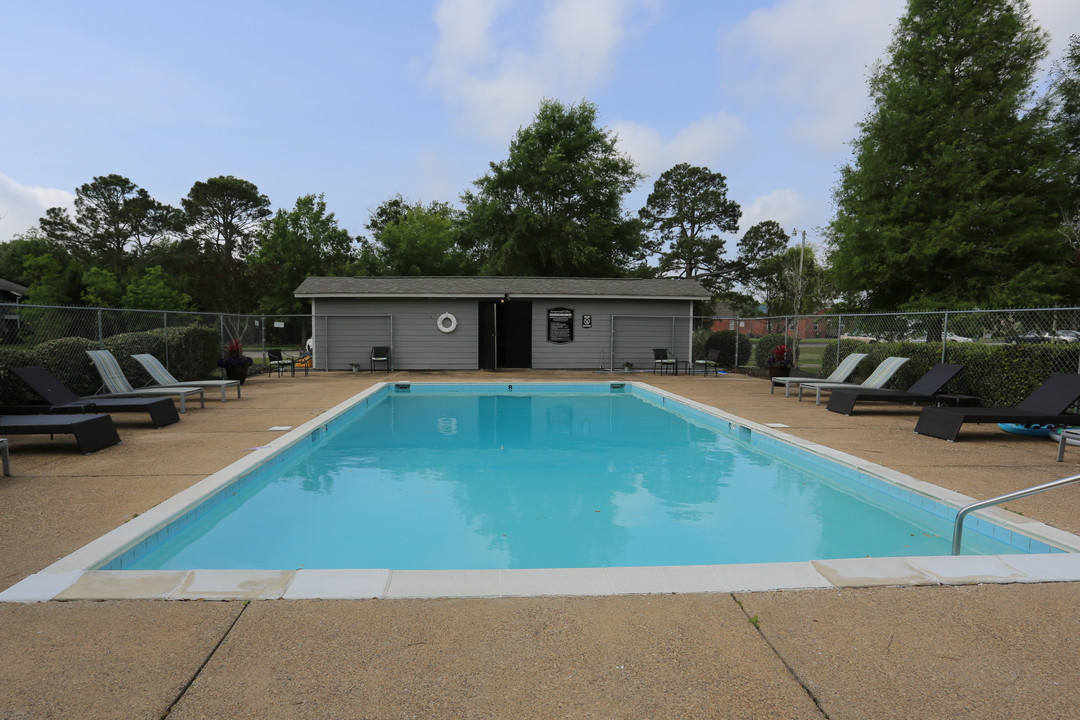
[2,0,1078,260]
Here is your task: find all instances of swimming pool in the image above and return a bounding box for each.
[105,382,1060,570]
[7,381,1079,602]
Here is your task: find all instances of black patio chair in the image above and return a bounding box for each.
[0,412,120,454]
[693,349,721,377]
[914,372,1080,441]
[370,346,391,372]
[826,363,964,415]
[652,349,676,375]
[11,366,180,428]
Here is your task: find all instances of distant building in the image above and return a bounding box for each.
[294,276,710,370]
[0,278,27,344]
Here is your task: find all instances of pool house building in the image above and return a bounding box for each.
[293,276,711,371]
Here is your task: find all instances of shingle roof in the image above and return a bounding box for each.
[294,276,711,300]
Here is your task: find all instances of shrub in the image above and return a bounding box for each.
[0,347,40,405]
[704,329,752,367]
[31,336,100,396]
[154,324,219,380]
[103,331,166,386]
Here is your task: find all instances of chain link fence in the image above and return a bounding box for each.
[0,303,311,374]
[697,307,1080,405]
[4,302,1080,399]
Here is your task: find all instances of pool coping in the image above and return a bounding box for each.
[5,380,1080,602]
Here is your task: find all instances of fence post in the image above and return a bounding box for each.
[837,315,843,365]
[941,310,950,363]
[734,318,740,368]
[97,308,104,348]
[163,311,169,368]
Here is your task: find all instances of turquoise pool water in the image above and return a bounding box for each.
[111,383,1044,571]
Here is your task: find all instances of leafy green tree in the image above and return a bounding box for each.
[639,163,742,294]
[737,221,790,312]
[461,99,645,276]
[1044,35,1080,264]
[81,267,123,307]
[373,201,477,276]
[828,0,1072,309]
[364,193,410,243]
[121,266,192,310]
[0,229,73,290]
[768,245,832,316]
[22,254,72,305]
[251,193,357,314]
[40,174,181,276]
[182,175,271,260]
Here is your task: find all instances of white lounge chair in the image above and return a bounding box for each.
[86,349,205,413]
[798,356,910,405]
[770,352,868,397]
[131,353,241,402]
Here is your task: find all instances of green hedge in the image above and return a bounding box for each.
[0,347,40,405]
[1,324,221,402]
[816,340,1080,406]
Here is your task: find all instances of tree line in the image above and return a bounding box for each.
[4,0,1076,317]
[0,98,803,318]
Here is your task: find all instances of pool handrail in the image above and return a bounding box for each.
[952,473,1080,554]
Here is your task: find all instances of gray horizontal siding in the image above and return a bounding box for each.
[309,297,695,370]
[530,299,694,370]
[611,314,693,370]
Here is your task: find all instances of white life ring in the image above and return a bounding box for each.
[437,312,458,333]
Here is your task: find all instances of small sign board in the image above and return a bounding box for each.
[273,321,285,328]
[581,314,592,328]
[547,307,574,343]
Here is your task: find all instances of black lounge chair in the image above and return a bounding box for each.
[914,372,1080,441]
[0,413,120,454]
[11,366,180,428]
[826,363,964,416]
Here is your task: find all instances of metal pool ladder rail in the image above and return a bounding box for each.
[952,473,1080,554]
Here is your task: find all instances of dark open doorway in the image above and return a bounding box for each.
[478,300,533,369]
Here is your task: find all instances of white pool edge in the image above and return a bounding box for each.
[5,380,1080,602]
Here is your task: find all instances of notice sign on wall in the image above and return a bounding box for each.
[547,307,574,343]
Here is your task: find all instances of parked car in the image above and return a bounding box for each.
[1006,331,1052,343]
[1053,330,1080,343]
[944,332,973,342]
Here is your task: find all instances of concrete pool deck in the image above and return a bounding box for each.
[1,369,1078,717]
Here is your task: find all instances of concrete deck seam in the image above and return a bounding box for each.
[158,600,249,719]
[732,592,833,719]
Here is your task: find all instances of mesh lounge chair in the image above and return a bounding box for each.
[653,349,676,375]
[771,353,868,397]
[826,363,964,415]
[798,356,910,405]
[914,372,1080,441]
[86,350,204,413]
[0,412,120,454]
[12,366,181,428]
[131,353,241,401]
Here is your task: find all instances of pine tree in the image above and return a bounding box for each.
[828,0,1075,309]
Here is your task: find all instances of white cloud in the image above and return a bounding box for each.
[428,0,657,143]
[1029,0,1080,59]
[0,174,74,243]
[611,112,749,179]
[722,0,904,153]
[741,189,814,236]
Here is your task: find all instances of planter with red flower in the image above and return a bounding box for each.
[218,338,254,384]
[767,344,793,378]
